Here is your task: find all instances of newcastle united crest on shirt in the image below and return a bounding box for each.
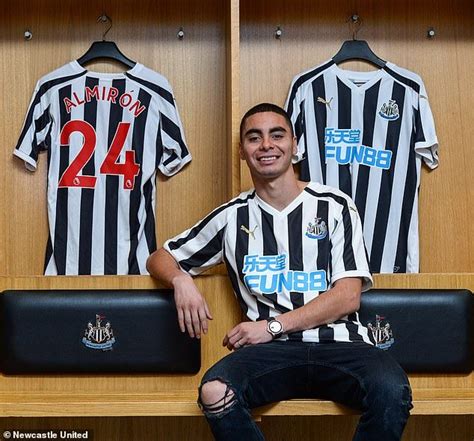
[82,314,116,351]
[378,99,400,121]
[367,315,394,350]
[305,217,327,240]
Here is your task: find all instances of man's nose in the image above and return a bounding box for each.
[261,135,273,150]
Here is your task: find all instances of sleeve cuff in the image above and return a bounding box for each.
[331,270,373,292]
[13,150,37,171]
[163,240,197,276]
[159,153,192,177]
[415,140,439,170]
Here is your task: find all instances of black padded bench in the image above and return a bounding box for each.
[0,289,200,374]
[0,288,471,374]
[0,285,472,418]
[358,289,473,373]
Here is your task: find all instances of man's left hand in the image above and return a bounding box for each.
[223,320,273,351]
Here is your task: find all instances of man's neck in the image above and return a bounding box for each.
[253,175,307,211]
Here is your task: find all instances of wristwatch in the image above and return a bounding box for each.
[266,317,284,339]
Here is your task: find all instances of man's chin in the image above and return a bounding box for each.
[251,169,283,180]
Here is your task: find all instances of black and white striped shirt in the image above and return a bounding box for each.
[286,60,438,273]
[165,182,373,343]
[14,61,191,275]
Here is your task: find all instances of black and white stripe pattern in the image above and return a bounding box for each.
[14,61,191,275]
[165,182,373,344]
[285,60,438,273]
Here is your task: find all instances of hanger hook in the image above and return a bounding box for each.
[349,14,362,40]
[97,14,112,41]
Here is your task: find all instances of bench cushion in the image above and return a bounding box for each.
[0,290,200,374]
[359,289,473,373]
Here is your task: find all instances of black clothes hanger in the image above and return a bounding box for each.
[77,41,136,68]
[332,40,386,68]
[77,15,136,69]
[332,15,386,68]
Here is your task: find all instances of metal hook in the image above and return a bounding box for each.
[348,14,362,40]
[97,14,112,41]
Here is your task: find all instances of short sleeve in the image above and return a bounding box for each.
[157,95,192,177]
[330,198,373,291]
[163,203,229,275]
[285,77,305,163]
[414,79,439,169]
[13,80,52,171]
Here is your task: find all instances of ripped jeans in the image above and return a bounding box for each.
[198,341,412,441]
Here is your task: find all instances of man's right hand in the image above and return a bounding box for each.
[147,248,213,339]
[172,272,213,339]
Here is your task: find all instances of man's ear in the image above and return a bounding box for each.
[292,136,298,156]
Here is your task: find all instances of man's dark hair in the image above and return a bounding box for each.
[240,103,294,142]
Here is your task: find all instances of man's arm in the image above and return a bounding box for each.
[223,277,361,350]
[146,248,212,339]
[277,277,361,333]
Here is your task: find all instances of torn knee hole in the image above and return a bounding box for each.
[199,380,237,414]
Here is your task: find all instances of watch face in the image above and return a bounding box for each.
[269,320,282,334]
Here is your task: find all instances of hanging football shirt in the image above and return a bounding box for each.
[285,60,438,273]
[14,61,191,275]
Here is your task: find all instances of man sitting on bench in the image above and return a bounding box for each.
[147,103,412,441]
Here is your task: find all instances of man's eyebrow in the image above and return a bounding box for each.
[269,126,288,134]
[244,126,288,137]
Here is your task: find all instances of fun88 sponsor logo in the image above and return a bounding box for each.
[242,254,327,293]
[324,128,392,170]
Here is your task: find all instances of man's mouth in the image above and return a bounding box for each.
[258,155,279,162]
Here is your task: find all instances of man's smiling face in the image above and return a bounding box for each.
[239,111,297,181]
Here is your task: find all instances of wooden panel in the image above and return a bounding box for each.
[239,0,474,273]
[260,415,474,441]
[0,392,200,418]
[226,0,242,196]
[0,415,472,441]
[0,417,215,441]
[0,0,228,276]
[0,387,473,417]
[258,389,474,416]
[0,385,474,419]
[374,273,474,291]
